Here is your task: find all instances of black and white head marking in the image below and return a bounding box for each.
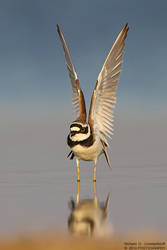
[67,122,94,148]
[69,122,90,141]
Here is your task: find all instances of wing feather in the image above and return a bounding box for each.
[57,25,86,122]
[88,23,129,145]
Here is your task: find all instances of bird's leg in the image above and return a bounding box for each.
[76,181,80,205]
[93,160,97,182]
[76,158,80,182]
[94,181,98,207]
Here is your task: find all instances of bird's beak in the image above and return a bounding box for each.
[70,131,75,137]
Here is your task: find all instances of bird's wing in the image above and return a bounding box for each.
[88,23,129,146]
[57,25,86,122]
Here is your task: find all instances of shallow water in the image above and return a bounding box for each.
[1,162,167,236]
[1,115,167,236]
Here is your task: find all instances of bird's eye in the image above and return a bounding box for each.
[81,127,85,133]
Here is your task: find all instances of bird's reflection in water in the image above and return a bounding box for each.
[68,182,112,237]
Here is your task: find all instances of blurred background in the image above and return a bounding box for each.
[0,0,167,237]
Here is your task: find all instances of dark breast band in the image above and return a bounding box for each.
[67,134,94,148]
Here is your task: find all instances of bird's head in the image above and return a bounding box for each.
[69,122,91,141]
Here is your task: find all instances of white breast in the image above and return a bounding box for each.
[72,137,103,161]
